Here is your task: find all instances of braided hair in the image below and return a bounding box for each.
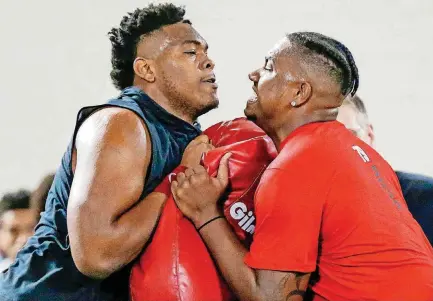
[108,3,191,90]
[288,32,359,97]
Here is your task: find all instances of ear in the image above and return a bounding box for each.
[290,82,312,107]
[133,57,156,83]
[366,123,375,146]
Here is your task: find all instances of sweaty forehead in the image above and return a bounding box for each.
[137,22,206,58]
[162,22,206,46]
[267,37,292,59]
[267,37,304,77]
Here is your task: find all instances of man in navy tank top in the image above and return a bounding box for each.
[0,3,218,301]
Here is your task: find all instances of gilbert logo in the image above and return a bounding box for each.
[229,202,255,234]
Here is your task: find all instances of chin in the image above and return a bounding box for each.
[244,107,256,121]
[210,96,219,108]
[196,97,219,118]
[245,109,269,135]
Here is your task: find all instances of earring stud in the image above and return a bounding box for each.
[291,101,297,107]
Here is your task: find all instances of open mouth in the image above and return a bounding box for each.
[247,96,257,104]
[247,86,258,103]
[202,75,218,88]
[203,77,216,84]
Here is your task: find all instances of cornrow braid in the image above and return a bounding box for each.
[108,3,190,90]
[288,32,359,96]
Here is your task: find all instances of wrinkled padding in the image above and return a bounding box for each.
[130,118,276,301]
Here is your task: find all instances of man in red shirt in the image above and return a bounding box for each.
[171,32,433,301]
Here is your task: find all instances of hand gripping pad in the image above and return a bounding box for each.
[130,118,276,301]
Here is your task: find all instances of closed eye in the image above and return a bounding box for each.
[264,58,273,71]
[184,50,197,55]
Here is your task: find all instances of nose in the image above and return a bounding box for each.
[200,56,215,70]
[248,69,260,82]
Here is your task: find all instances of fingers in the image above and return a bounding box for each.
[174,171,196,190]
[171,180,178,195]
[189,171,209,186]
[183,166,208,185]
[192,165,207,174]
[176,172,186,184]
[184,168,196,178]
[217,152,232,185]
[171,177,190,198]
[199,143,214,152]
[184,166,207,177]
[192,134,210,144]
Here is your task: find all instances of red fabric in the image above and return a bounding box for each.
[130,118,276,301]
[245,121,433,301]
[129,197,233,301]
[152,166,187,197]
[204,118,277,158]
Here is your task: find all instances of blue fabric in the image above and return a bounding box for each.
[0,87,201,301]
[396,171,433,245]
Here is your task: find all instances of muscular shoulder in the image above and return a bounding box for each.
[269,137,332,173]
[72,107,151,176]
[76,107,149,152]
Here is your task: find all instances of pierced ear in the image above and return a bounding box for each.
[133,57,155,83]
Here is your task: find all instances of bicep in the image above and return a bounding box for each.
[257,269,311,301]
[67,108,150,242]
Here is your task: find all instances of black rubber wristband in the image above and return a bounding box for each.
[197,216,224,232]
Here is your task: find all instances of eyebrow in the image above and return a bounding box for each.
[182,39,209,51]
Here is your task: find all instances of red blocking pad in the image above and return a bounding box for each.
[130,118,276,301]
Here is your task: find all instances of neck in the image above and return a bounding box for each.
[268,108,338,151]
[135,84,195,124]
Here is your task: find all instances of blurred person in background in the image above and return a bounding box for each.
[337,95,433,244]
[0,190,36,272]
[29,173,55,217]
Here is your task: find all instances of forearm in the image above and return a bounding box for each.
[73,192,166,278]
[109,166,187,262]
[199,217,262,301]
[200,219,311,301]
[108,192,167,266]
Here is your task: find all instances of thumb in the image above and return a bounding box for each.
[192,134,210,144]
[217,152,232,186]
[171,180,179,196]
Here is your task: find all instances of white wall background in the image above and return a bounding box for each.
[1,0,432,196]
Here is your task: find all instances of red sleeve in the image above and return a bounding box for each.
[244,167,331,273]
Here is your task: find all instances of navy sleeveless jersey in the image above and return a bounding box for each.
[0,87,201,301]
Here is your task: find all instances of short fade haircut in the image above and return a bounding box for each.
[0,190,31,216]
[108,3,191,90]
[288,32,359,97]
